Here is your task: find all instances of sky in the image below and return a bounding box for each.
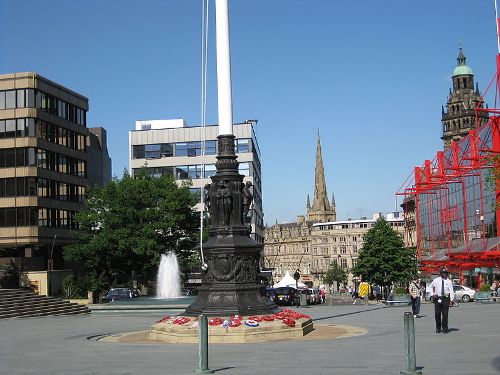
[1,1,499,224]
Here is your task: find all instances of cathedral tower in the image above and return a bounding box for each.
[306,133,336,223]
[441,47,489,148]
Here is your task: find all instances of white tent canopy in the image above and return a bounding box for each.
[273,271,306,288]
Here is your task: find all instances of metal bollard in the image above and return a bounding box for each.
[195,314,214,374]
[400,312,423,375]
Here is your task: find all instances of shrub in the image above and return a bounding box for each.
[480,284,491,292]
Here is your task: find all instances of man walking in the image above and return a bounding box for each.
[430,269,455,333]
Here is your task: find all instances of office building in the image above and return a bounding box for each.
[0,72,111,278]
[129,119,264,242]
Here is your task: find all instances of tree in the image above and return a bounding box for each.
[351,218,418,287]
[323,260,348,288]
[63,170,199,293]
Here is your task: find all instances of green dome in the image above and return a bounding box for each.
[452,64,473,76]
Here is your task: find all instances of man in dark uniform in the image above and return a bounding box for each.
[430,268,455,333]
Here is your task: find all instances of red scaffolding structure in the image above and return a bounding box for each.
[397,24,500,286]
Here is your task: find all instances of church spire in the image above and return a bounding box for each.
[307,194,311,209]
[306,132,336,223]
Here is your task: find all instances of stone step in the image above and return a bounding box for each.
[0,305,89,319]
[0,299,73,313]
[0,288,90,319]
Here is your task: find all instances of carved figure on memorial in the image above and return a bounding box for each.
[215,180,232,227]
[242,181,253,222]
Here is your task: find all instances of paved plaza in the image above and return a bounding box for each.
[1,300,499,375]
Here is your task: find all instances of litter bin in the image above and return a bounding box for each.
[300,293,308,306]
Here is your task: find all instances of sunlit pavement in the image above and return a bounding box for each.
[1,301,499,374]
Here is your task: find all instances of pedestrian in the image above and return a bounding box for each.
[348,286,352,297]
[490,281,497,297]
[358,278,371,305]
[373,284,381,302]
[430,268,455,334]
[409,278,422,318]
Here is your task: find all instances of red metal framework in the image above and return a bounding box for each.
[397,45,500,286]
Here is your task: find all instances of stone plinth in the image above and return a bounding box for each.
[149,315,313,344]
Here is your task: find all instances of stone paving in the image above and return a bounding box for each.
[1,299,499,374]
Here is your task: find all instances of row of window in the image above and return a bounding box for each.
[0,176,83,202]
[0,89,86,126]
[0,207,78,228]
[132,139,251,160]
[37,119,87,151]
[0,177,85,202]
[0,147,86,177]
[0,118,87,151]
[0,118,35,138]
[37,149,86,177]
[133,162,251,180]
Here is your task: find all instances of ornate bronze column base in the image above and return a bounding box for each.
[184,235,278,317]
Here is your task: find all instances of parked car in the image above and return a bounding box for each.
[453,285,476,302]
[274,287,298,306]
[265,287,276,301]
[101,288,137,303]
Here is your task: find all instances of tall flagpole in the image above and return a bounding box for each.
[183,0,277,317]
[215,0,234,136]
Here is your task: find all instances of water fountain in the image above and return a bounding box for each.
[156,252,181,299]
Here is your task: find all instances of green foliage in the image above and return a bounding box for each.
[480,284,491,292]
[63,170,199,292]
[394,286,407,295]
[323,260,348,286]
[351,218,418,286]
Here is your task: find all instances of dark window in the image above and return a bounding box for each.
[27,177,36,196]
[236,139,250,153]
[160,143,173,157]
[26,89,35,107]
[5,90,16,109]
[17,208,26,226]
[16,148,25,166]
[16,177,25,196]
[29,208,37,226]
[26,118,35,137]
[16,119,25,137]
[175,143,188,157]
[5,119,15,138]
[4,178,15,196]
[132,145,144,159]
[5,208,16,226]
[16,90,25,108]
[205,140,217,155]
[205,164,216,178]
[5,149,15,168]
[176,166,188,179]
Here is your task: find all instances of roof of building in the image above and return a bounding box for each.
[452,48,473,77]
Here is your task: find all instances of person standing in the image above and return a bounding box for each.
[430,269,455,333]
[409,278,422,318]
[373,284,381,302]
[358,278,371,305]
